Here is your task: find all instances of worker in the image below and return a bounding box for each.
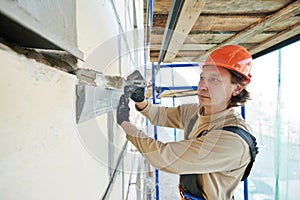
[117,45,258,200]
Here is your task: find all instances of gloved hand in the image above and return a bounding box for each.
[124,86,145,102]
[117,94,130,125]
[124,70,145,102]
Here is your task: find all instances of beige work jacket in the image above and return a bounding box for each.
[125,103,252,200]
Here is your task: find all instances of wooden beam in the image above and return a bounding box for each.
[163,0,206,62]
[157,0,184,65]
[150,0,293,15]
[249,22,300,55]
[201,0,293,14]
[151,32,275,44]
[151,43,215,51]
[150,50,207,62]
[152,14,261,29]
[192,0,300,61]
[151,32,234,44]
[191,15,263,32]
[151,56,198,63]
[158,90,197,98]
[265,16,300,31]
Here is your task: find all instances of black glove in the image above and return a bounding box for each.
[124,85,145,102]
[117,95,130,125]
[124,70,145,102]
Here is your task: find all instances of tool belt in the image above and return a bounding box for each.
[179,185,205,200]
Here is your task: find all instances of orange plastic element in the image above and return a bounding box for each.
[204,45,253,83]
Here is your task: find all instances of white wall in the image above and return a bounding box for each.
[76,0,145,76]
[0,0,145,199]
[0,48,107,200]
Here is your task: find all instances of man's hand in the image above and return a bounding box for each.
[124,70,145,102]
[117,95,130,125]
[124,86,145,102]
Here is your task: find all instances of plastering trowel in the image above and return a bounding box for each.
[75,68,146,123]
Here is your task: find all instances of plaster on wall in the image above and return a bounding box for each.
[0,48,107,200]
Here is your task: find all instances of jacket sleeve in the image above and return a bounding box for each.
[125,125,251,175]
[137,102,184,129]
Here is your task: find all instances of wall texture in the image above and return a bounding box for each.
[0,48,108,200]
[0,0,144,199]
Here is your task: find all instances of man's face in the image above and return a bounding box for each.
[197,65,238,115]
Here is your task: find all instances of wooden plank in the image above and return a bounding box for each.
[192,0,300,61]
[151,0,292,15]
[188,33,275,43]
[153,14,263,31]
[184,33,233,43]
[202,0,292,14]
[158,90,197,98]
[177,50,208,57]
[150,51,161,58]
[249,22,300,55]
[151,15,300,35]
[150,50,206,57]
[151,32,234,43]
[157,0,185,65]
[151,43,215,51]
[151,56,198,63]
[152,0,172,14]
[265,16,300,31]
[163,0,206,62]
[151,32,275,45]
[191,15,263,32]
[152,14,169,28]
[150,51,207,62]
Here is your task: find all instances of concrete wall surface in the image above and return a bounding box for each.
[0,48,108,200]
[0,0,145,199]
[17,0,77,45]
[76,0,145,76]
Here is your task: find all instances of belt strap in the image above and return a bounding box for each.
[179,185,205,200]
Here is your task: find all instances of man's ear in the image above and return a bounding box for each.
[232,84,244,96]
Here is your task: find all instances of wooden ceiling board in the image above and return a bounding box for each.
[201,0,294,14]
[151,43,214,51]
[163,0,206,62]
[158,90,197,98]
[249,22,300,54]
[264,16,300,31]
[151,32,234,44]
[183,33,235,44]
[145,0,300,63]
[150,0,294,14]
[150,32,281,60]
[185,33,275,44]
[191,15,263,32]
[153,14,264,32]
[192,0,300,61]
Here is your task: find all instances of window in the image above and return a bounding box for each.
[245,40,300,200]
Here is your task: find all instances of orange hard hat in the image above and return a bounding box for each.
[204,45,253,83]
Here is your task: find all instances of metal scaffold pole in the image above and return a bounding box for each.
[152,62,160,200]
[241,105,249,200]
